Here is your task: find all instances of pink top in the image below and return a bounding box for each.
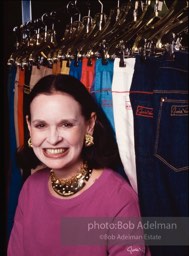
[8,168,150,256]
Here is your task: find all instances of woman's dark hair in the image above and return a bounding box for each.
[17,74,122,170]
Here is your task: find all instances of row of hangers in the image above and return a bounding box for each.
[7,0,188,68]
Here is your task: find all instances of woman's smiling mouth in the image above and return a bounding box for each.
[43,148,69,158]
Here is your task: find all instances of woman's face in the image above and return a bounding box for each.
[27,92,95,173]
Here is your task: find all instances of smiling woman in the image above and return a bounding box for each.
[26,92,93,176]
[8,74,150,256]
[16,74,121,171]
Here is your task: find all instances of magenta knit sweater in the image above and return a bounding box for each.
[8,168,150,256]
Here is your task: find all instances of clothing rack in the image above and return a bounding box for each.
[5,3,189,256]
[7,0,188,68]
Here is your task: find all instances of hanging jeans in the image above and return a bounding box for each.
[91,58,115,132]
[130,53,189,256]
[69,59,82,80]
[153,51,188,216]
[14,67,19,148]
[152,51,189,256]
[81,57,96,91]
[112,58,138,192]
[52,60,61,75]
[61,60,70,75]
[130,55,158,216]
[17,68,25,148]
[30,65,52,90]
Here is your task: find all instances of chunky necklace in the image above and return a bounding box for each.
[50,162,93,197]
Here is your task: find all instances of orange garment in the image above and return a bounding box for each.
[56,60,61,74]
[80,57,96,91]
[14,67,20,147]
[17,68,25,147]
[52,60,61,74]
[52,62,57,75]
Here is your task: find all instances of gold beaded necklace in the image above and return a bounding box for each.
[50,162,93,197]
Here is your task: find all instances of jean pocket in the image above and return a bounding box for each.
[154,97,189,172]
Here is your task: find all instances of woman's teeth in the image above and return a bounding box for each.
[45,148,66,154]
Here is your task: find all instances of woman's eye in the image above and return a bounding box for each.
[62,122,73,128]
[35,123,46,128]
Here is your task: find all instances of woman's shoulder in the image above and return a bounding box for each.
[101,168,138,202]
[104,168,136,190]
[22,167,49,189]
[16,168,50,208]
[95,168,140,217]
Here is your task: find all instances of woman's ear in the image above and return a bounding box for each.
[26,115,31,135]
[87,112,96,134]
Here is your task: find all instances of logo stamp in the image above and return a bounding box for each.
[136,105,153,118]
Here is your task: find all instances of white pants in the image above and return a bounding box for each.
[112,58,138,193]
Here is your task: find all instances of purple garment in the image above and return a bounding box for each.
[8,168,150,256]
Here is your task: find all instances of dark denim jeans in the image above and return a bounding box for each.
[153,51,188,216]
[130,55,159,216]
[130,53,189,256]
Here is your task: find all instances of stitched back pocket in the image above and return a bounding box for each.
[154,97,188,172]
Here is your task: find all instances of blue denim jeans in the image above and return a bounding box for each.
[130,55,158,215]
[130,53,189,256]
[153,51,188,216]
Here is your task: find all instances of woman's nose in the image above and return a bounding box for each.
[47,128,63,145]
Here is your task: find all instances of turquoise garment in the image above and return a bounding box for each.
[91,58,115,133]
